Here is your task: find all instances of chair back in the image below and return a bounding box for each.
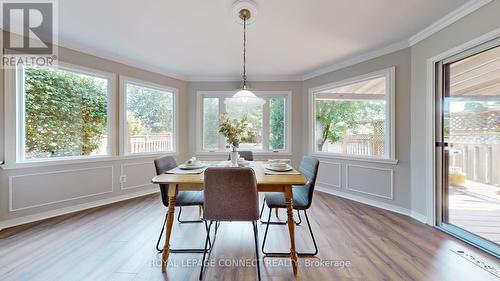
[203,167,259,221]
[154,156,177,207]
[298,156,320,209]
[227,150,254,161]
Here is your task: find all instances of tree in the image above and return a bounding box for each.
[126,84,173,134]
[24,66,108,158]
[315,100,385,151]
[226,103,262,145]
[269,97,285,149]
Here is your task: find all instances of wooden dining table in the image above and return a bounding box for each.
[151,161,307,275]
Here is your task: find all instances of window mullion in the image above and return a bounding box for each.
[218,96,226,151]
[262,97,270,152]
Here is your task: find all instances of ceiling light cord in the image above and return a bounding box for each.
[242,14,247,88]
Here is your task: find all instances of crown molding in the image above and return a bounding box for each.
[302,0,492,81]
[57,39,189,81]
[301,40,410,81]
[408,0,492,46]
[186,74,303,82]
[50,0,493,83]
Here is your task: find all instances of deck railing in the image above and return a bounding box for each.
[129,133,173,153]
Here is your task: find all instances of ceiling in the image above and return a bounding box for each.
[450,45,500,97]
[58,0,471,81]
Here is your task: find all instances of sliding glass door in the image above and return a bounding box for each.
[436,38,500,257]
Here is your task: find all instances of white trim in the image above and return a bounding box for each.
[3,67,17,166]
[424,28,500,225]
[195,90,292,154]
[8,166,114,212]
[186,75,303,82]
[311,153,398,165]
[410,211,429,224]
[0,188,159,231]
[0,153,174,170]
[119,161,156,190]
[302,40,409,80]
[119,75,179,156]
[315,187,427,224]
[5,62,117,165]
[345,164,394,200]
[48,1,491,83]
[57,39,187,81]
[308,67,396,162]
[408,0,493,46]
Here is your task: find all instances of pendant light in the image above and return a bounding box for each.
[224,8,265,106]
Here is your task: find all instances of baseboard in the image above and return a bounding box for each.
[0,188,160,231]
[410,211,428,224]
[315,185,428,224]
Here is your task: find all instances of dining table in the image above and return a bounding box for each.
[151,161,308,276]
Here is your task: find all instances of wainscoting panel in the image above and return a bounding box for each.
[316,160,342,189]
[346,164,394,199]
[9,166,114,211]
[120,162,156,190]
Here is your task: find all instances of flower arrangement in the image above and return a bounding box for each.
[218,113,252,152]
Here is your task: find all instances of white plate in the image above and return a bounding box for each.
[178,163,207,170]
[264,164,293,172]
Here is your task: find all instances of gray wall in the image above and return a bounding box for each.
[303,48,413,212]
[2,0,500,228]
[0,46,188,227]
[187,81,304,165]
[410,0,500,217]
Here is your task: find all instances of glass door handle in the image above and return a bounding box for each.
[435,142,449,147]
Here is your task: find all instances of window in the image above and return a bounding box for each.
[18,65,113,161]
[122,78,177,155]
[311,67,395,160]
[198,91,291,153]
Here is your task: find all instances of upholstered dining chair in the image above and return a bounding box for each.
[227,150,254,161]
[154,155,208,253]
[260,156,320,256]
[199,167,261,281]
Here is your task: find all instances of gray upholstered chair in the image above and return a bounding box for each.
[227,150,254,161]
[260,156,320,256]
[199,167,261,281]
[154,156,208,253]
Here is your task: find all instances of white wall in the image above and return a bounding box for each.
[410,0,500,219]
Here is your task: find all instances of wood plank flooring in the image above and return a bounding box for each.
[0,191,499,281]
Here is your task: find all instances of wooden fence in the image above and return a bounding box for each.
[129,133,173,153]
[449,143,500,186]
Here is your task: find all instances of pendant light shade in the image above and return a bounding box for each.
[225,7,265,106]
[224,87,266,106]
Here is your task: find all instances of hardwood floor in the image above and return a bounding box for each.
[0,191,498,281]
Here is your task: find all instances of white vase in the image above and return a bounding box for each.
[230,151,239,167]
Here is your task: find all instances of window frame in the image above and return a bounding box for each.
[308,67,397,163]
[196,91,292,156]
[119,76,179,157]
[10,62,117,164]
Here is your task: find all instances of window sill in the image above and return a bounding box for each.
[196,151,292,157]
[310,153,399,165]
[0,153,177,170]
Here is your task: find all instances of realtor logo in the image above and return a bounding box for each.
[1,0,58,68]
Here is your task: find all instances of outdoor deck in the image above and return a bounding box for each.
[449,181,500,244]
